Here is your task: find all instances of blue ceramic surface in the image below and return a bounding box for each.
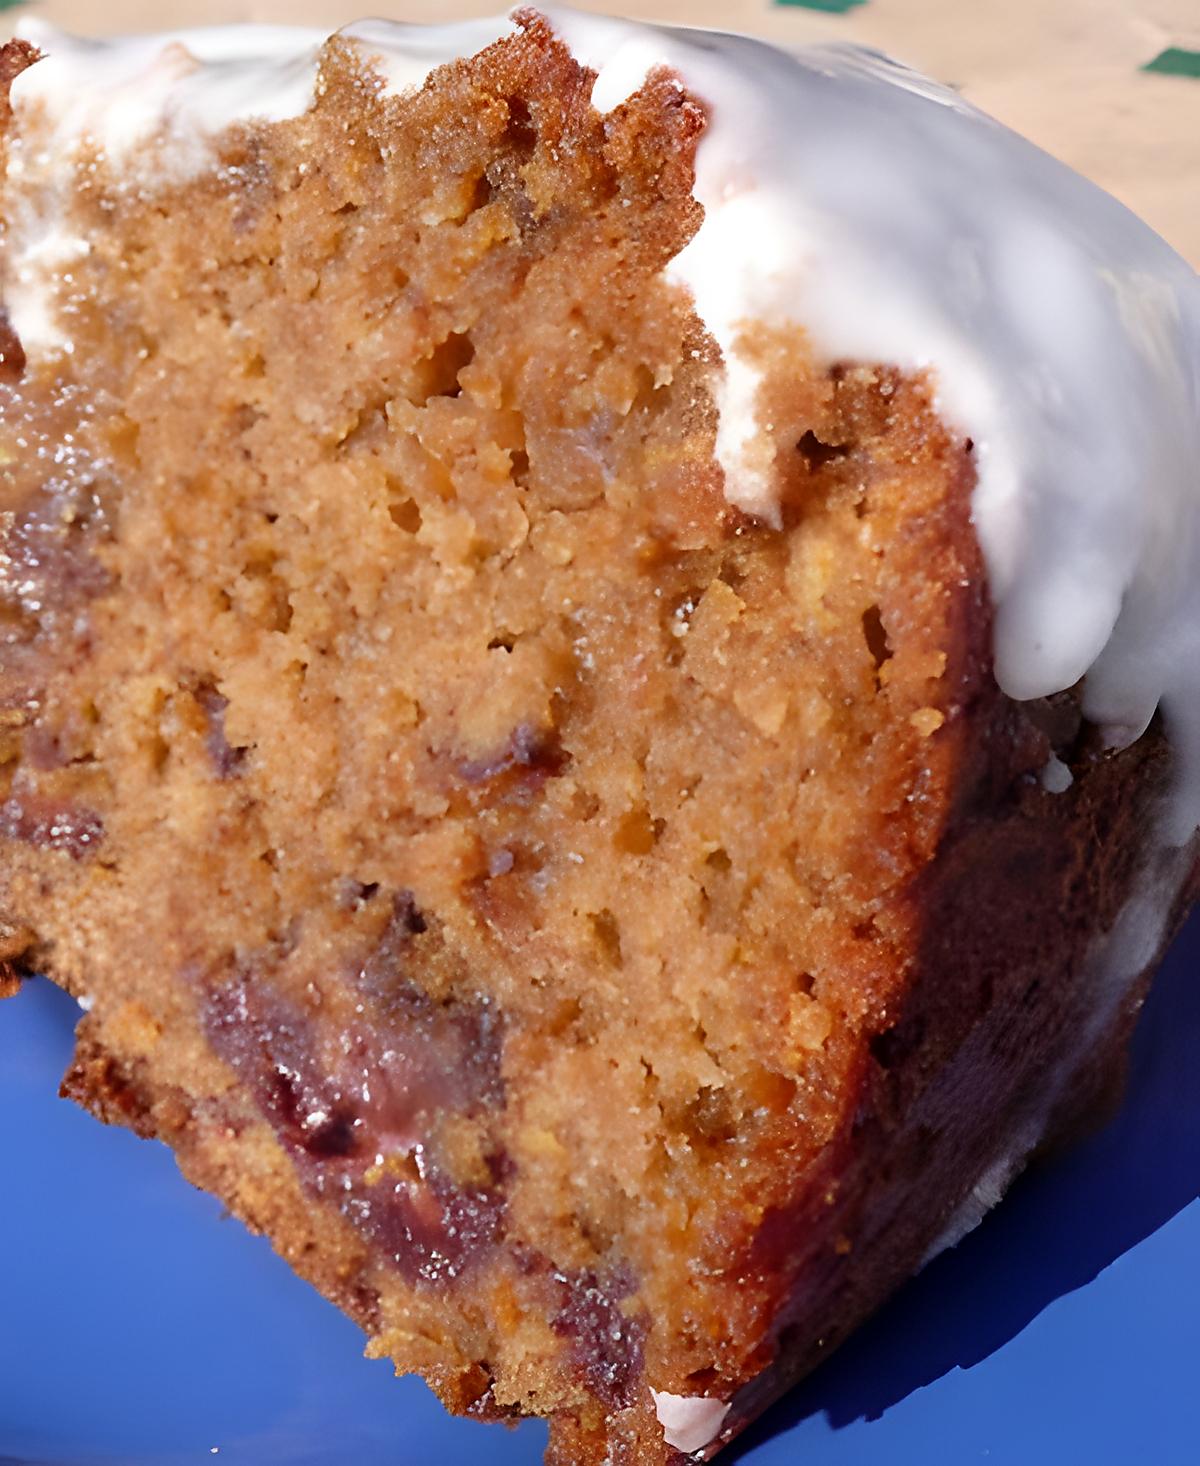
[3,910,1198,1466]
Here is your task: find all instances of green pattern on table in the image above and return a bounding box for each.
[774,0,868,13]
[1142,47,1200,79]
[0,0,27,12]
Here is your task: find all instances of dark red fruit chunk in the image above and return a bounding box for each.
[0,793,104,860]
[458,723,568,799]
[194,682,249,778]
[551,1267,646,1409]
[203,934,507,1285]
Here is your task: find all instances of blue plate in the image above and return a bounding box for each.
[3,912,1198,1466]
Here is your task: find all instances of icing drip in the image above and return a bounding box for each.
[547,9,1200,844]
[650,1389,732,1455]
[4,8,1200,841]
[9,20,326,162]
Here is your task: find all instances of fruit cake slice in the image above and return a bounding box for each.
[2,10,1199,1464]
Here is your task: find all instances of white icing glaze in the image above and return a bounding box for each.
[10,19,326,162]
[547,8,1200,845]
[4,9,1200,841]
[1041,755,1075,795]
[2,15,516,354]
[650,1389,731,1456]
[7,14,515,161]
[340,16,517,96]
[3,19,325,353]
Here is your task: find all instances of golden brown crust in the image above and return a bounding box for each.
[707,718,1197,1456]
[0,39,38,108]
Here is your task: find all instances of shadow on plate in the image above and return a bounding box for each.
[730,908,1200,1459]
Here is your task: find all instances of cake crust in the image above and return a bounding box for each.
[2,17,1197,1465]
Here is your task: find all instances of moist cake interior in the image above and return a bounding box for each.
[0,17,1108,1464]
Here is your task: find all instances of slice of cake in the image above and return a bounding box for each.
[3,10,1199,1462]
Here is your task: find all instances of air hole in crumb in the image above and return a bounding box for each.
[0,307,26,384]
[576,1214,618,1258]
[547,995,582,1037]
[148,733,170,774]
[629,363,665,416]
[470,172,495,211]
[570,786,601,821]
[240,554,292,632]
[337,877,380,910]
[614,808,659,856]
[684,1368,722,1393]
[861,604,893,673]
[718,559,747,592]
[748,1067,797,1114]
[303,1110,358,1159]
[503,96,537,153]
[411,332,475,405]
[589,909,623,968]
[797,429,851,470]
[510,448,530,488]
[487,634,516,653]
[682,1086,736,1147]
[389,497,422,534]
[705,847,732,874]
